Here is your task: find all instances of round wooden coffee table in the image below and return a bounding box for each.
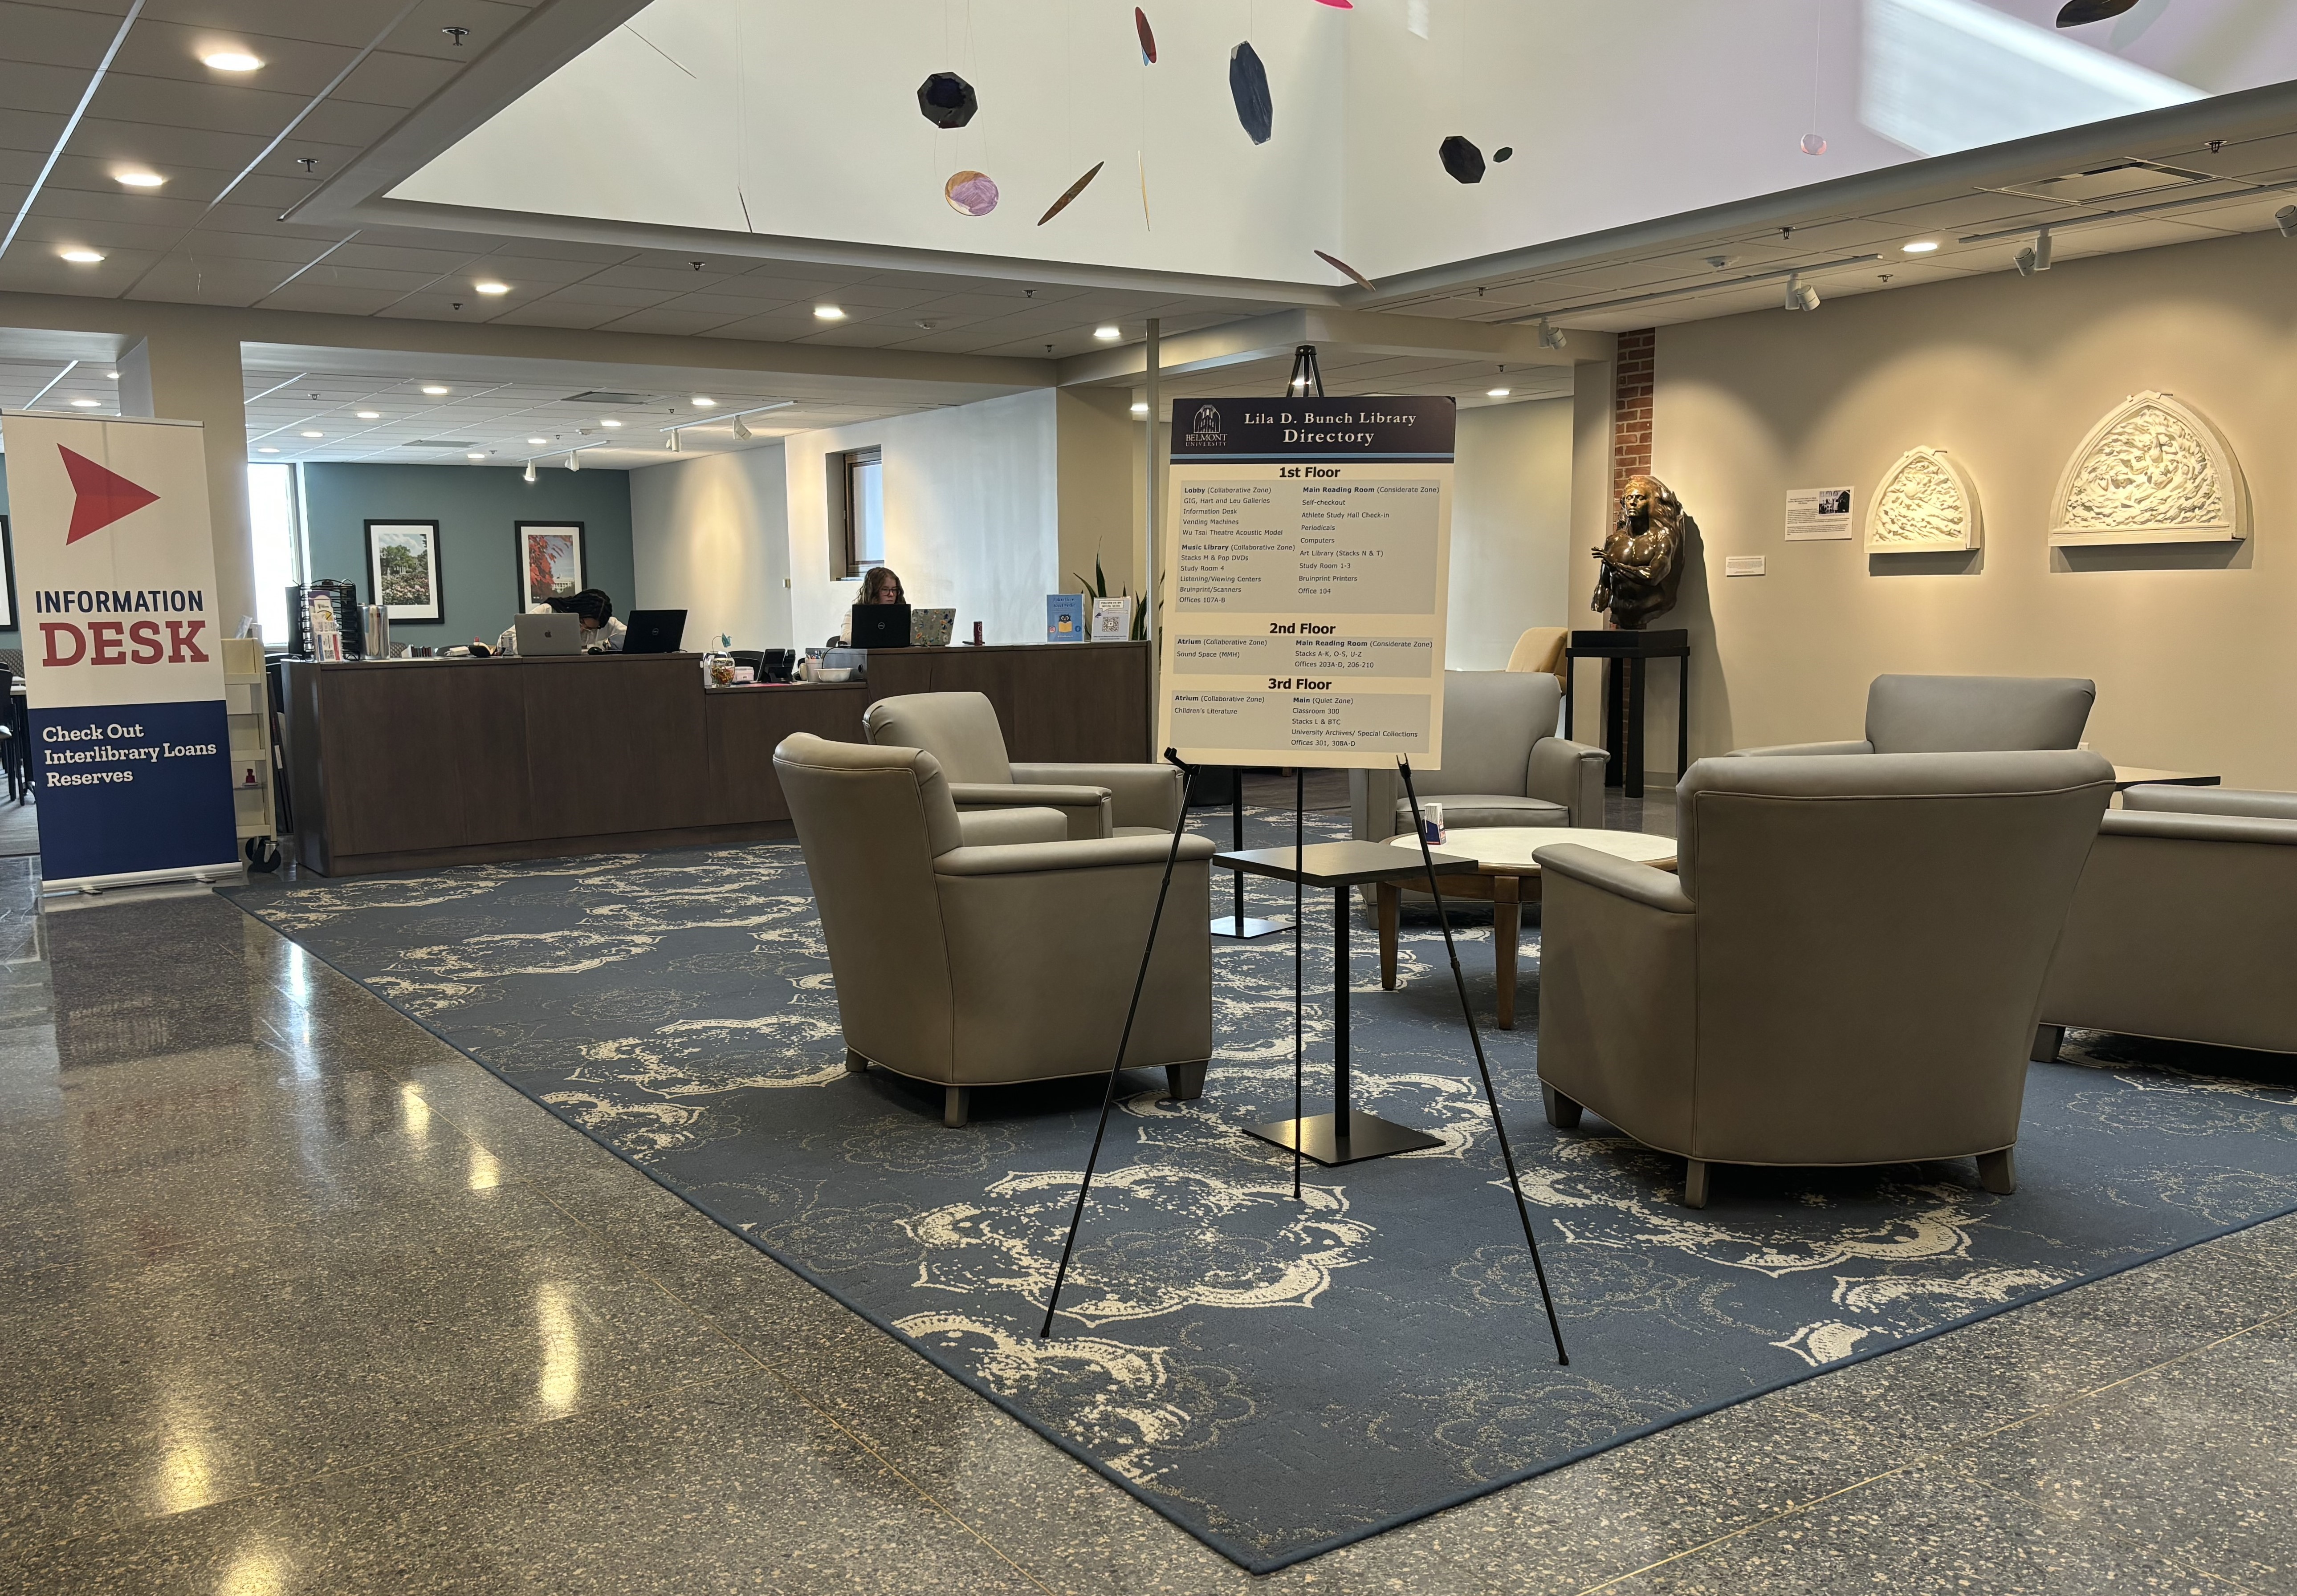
[1379,827,1679,1030]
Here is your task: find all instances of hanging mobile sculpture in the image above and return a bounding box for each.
[944,170,999,215]
[1315,249,1374,290]
[1439,135,1486,183]
[1229,42,1274,144]
[917,72,978,128]
[1038,161,1104,225]
[1134,6,1156,63]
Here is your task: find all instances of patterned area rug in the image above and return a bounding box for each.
[225,816,2297,1573]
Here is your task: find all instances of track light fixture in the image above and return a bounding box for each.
[2277,205,2297,239]
[523,460,537,483]
[1287,343,1324,398]
[567,450,581,472]
[2015,226,2054,276]
[1535,319,1567,350]
[732,414,753,442]
[1783,273,1820,312]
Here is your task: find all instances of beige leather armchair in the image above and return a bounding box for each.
[863,691,1182,841]
[774,732,1214,1127]
[2036,784,2297,1059]
[1536,750,2114,1206]
[1350,670,1607,842]
[1506,626,1569,688]
[1731,674,2095,758]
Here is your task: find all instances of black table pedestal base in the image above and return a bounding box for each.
[1211,915,1290,941]
[1246,1111,1444,1166]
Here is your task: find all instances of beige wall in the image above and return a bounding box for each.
[1056,388,1138,603]
[630,444,792,650]
[1448,397,1573,669]
[1654,229,2297,789]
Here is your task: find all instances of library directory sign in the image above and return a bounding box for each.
[1157,397,1454,769]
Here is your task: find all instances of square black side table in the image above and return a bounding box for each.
[1215,840,1478,1166]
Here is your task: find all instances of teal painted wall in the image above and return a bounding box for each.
[299,463,635,647]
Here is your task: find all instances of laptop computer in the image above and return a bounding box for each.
[514,613,582,656]
[622,609,687,654]
[849,604,912,649]
[910,607,956,648]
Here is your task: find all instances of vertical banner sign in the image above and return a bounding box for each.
[1157,397,1454,768]
[0,412,238,887]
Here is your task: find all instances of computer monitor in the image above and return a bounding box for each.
[849,604,912,649]
[623,609,687,654]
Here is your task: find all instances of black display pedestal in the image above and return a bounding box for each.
[1563,629,1690,799]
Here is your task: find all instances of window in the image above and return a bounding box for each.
[247,463,303,646]
[841,447,884,577]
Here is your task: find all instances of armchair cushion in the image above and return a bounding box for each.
[949,780,1112,841]
[1865,674,2094,753]
[955,807,1070,847]
[2122,784,2297,822]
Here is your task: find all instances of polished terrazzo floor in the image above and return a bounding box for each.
[3,814,2294,1593]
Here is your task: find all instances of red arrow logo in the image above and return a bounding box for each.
[59,446,160,544]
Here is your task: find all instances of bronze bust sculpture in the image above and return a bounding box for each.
[1592,475,1693,629]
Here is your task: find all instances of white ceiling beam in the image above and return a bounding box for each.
[1055,309,1609,387]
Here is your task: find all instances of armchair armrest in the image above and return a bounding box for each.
[948,781,1108,809]
[1532,843,1694,912]
[1724,739,1874,757]
[1012,763,1183,832]
[1527,736,1609,827]
[2122,784,2297,823]
[2100,809,2297,848]
[934,833,1216,877]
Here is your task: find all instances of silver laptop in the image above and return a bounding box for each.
[515,613,582,656]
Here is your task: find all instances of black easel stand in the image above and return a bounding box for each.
[1210,770,1290,941]
[1041,750,1202,1339]
[1397,755,1570,1366]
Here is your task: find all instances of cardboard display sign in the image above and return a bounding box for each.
[0,412,238,887]
[1156,397,1455,769]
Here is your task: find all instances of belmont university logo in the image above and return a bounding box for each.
[1185,404,1226,448]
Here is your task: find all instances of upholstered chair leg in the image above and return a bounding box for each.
[1682,1159,1710,1209]
[1541,1084,1582,1130]
[1165,1062,1208,1101]
[844,1048,869,1075]
[1977,1148,2017,1195]
[943,1086,970,1128]
[2029,1024,2064,1064]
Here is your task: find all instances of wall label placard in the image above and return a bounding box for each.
[1784,485,1855,541]
[1156,397,1455,770]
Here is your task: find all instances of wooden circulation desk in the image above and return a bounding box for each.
[281,642,1149,877]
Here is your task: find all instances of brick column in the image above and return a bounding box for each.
[1611,327,1655,501]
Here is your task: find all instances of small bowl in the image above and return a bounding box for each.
[814,667,856,682]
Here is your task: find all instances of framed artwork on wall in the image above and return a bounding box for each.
[364,520,444,622]
[518,522,586,609]
[0,516,15,630]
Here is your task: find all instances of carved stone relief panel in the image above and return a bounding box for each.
[2049,391,2247,546]
[1865,447,1982,554]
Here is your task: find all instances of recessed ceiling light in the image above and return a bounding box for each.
[355,410,381,419]
[474,281,509,295]
[1486,387,1511,398]
[257,446,280,454]
[527,436,548,445]
[1902,240,1941,254]
[300,430,323,439]
[60,248,104,264]
[202,49,264,71]
[69,398,101,408]
[115,171,165,188]
[1094,325,1122,340]
[421,384,450,395]
[690,396,716,407]
[466,452,487,461]
[600,418,622,427]
[1130,402,1148,415]
[813,305,845,320]
[106,370,118,380]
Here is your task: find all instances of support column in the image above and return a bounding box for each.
[116,328,256,634]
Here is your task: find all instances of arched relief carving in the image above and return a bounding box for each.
[1865,447,1981,554]
[2049,391,2247,546]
